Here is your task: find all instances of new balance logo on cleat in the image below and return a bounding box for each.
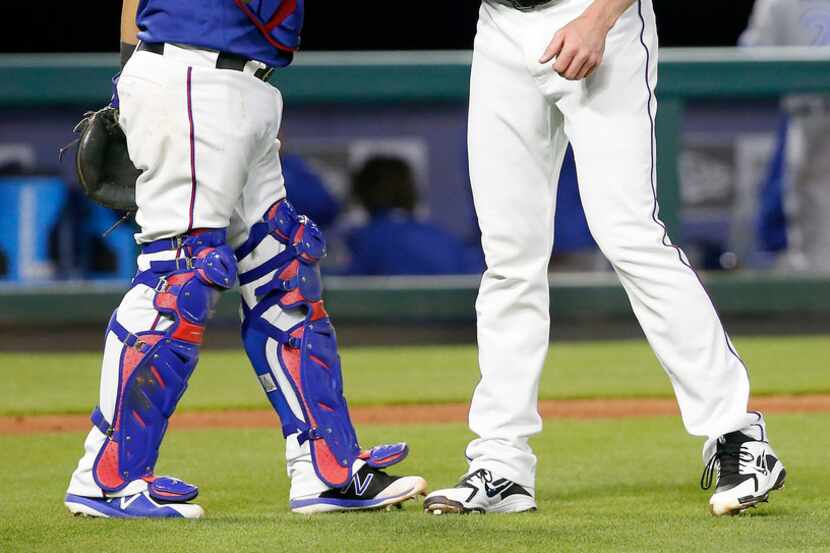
[342,472,374,497]
[289,465,427,514]
[424,469,537,514]
[702,413,786,516]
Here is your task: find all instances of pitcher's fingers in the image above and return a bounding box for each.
[553,45,578,74]
[539,31,565,64]
[579,54,602,80]
[575,58,597,80]
[564,53,590,80]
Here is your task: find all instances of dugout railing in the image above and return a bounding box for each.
[1,48,830,324]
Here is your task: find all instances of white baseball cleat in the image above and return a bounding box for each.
[701,412,786,516]
[423,469,537,514]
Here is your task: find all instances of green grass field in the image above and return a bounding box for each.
[2,335,830,552]
[3,335,830,416]
[3,417,829,552]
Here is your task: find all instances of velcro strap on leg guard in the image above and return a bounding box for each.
[141,230,237,292]
[147,476,199,503]
[91,406,117,439]
[148,245,237,291]
[107,313,152,353]
[92,230,237,493]
[235,200,302,260]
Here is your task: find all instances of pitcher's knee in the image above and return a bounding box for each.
[592,228,681,272]
[483,239,552,281]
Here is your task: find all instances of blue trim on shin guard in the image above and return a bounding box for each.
[241,300,306,438]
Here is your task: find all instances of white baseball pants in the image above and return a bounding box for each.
[67,44,329,499]
[466,0,754,488]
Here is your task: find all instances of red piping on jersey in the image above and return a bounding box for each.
[233,0,299,52]
[263,0,296,32]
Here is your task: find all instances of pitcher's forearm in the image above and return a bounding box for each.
[582,0,636,31]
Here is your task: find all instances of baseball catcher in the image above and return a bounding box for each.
[63,0,426,519]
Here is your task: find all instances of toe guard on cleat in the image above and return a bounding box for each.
[360,443,409,469]
[148,476,199,503]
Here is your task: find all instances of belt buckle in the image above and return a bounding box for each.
[509,0,540,10]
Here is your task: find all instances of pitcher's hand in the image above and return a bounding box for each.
[539,12,612,80]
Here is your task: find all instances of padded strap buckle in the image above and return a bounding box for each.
[297,427,324,445]
[148,256,195,276]
[108,312,152,352]
[245,308,302,348]
[154,275,168,293]
[169,257,193,271]
[91,406,116,439]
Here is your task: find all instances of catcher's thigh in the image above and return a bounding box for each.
[117,44,283,243]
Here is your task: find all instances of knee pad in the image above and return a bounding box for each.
[91,229,236,494]
[236,200,408,488]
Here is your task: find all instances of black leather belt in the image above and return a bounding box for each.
[506,0,551,10]
[137,42,274,81]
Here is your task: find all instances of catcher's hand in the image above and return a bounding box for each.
[70,106,139,212]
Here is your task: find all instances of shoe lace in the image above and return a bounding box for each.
[700,443,754,490]
[458,468,490,487]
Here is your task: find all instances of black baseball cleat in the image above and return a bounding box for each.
[289,464,427,514]
[701,412,787,516]
[424,469,537,514]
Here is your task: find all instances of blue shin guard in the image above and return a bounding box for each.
[91,230,236,493]
[237,201,408,488]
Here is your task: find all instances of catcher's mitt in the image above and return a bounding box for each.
[69,106,140,212]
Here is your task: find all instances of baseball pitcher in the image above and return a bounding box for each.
[63,0,427,518]
[424,0,787,516]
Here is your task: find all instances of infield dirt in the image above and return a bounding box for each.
[3,394,829,434]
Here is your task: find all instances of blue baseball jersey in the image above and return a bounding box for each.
[136,0,304,68]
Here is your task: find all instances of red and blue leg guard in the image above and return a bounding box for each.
[236,200,408,489]
[91,229,236,496]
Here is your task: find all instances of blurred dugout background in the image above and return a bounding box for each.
[1,0,830,346]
